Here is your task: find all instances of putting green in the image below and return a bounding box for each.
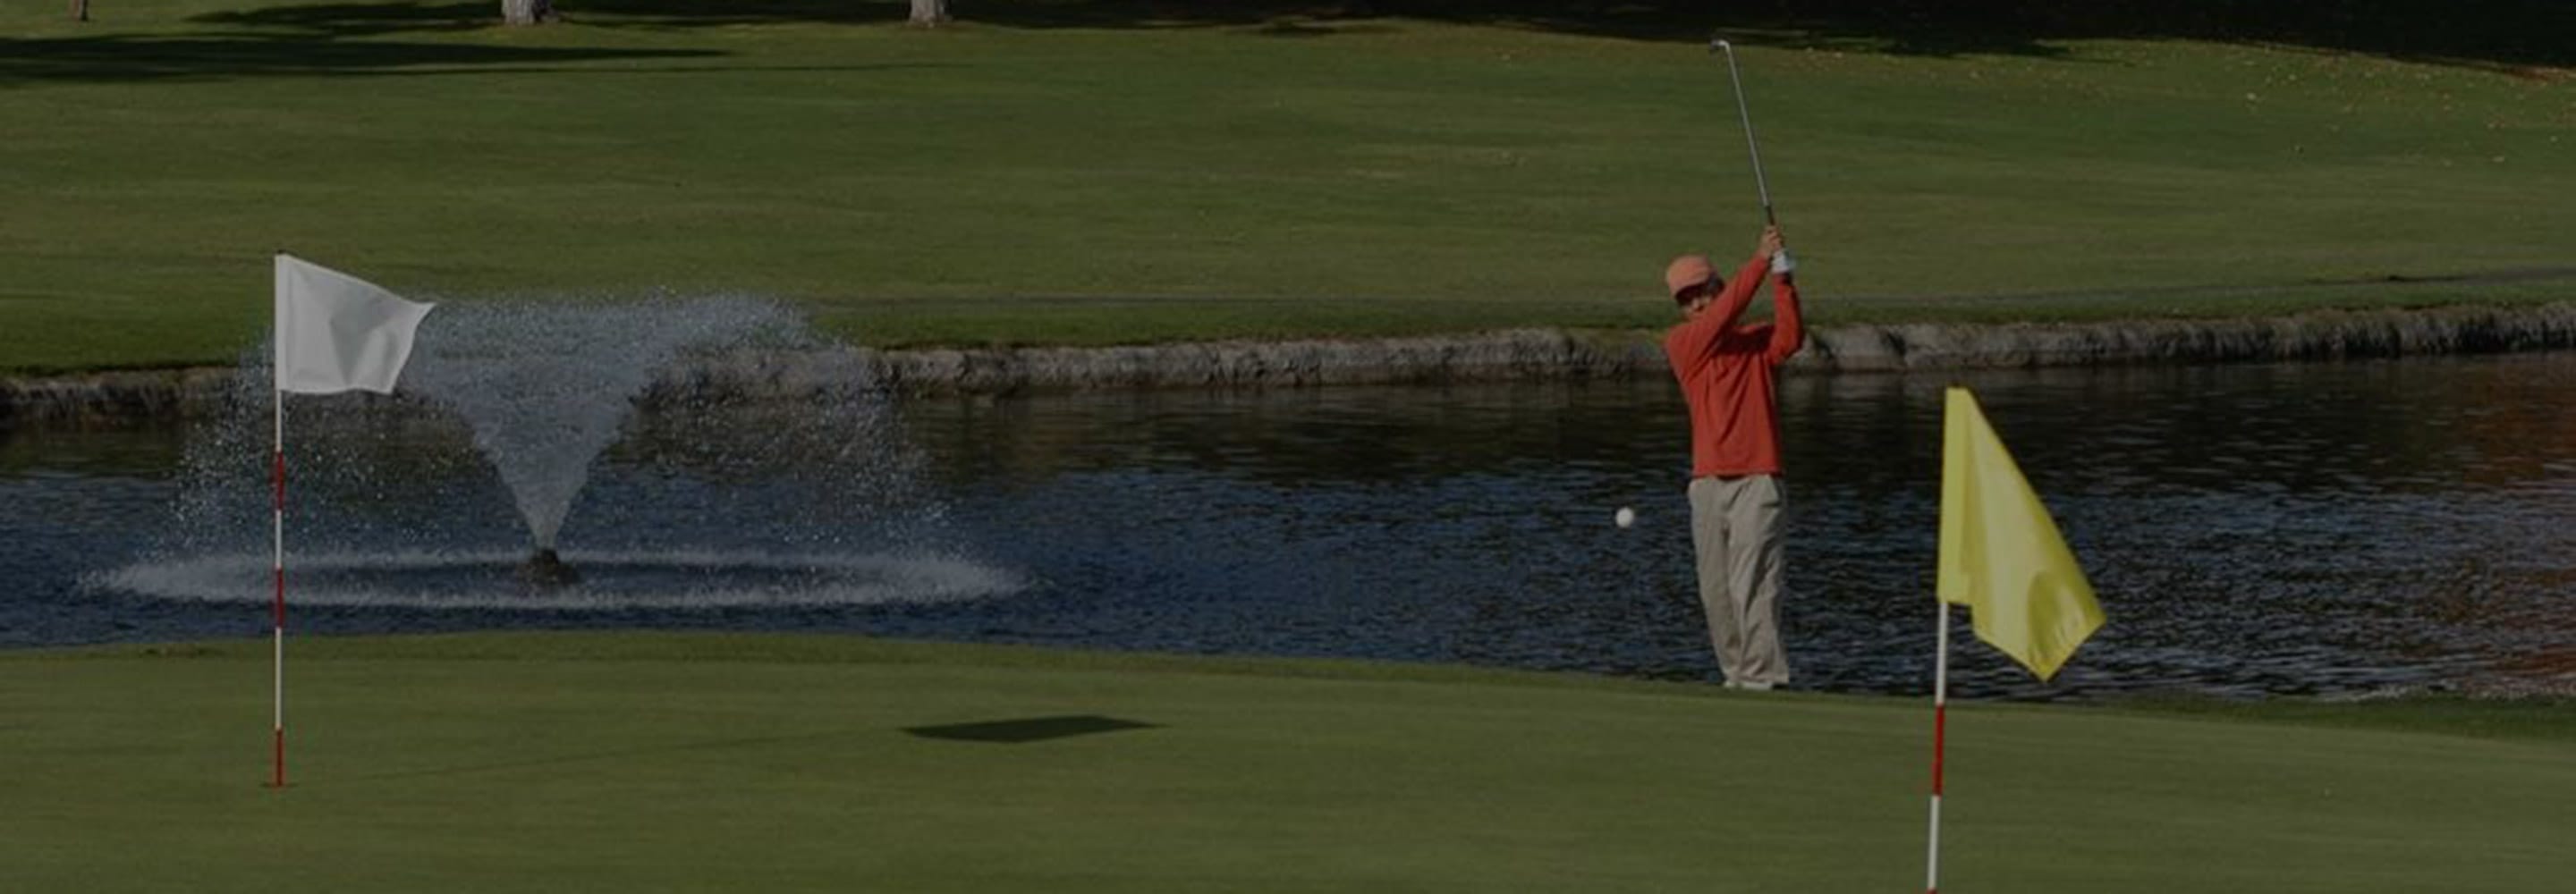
[5,633,2569,891]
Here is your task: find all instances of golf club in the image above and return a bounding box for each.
[1708,38,1775,225]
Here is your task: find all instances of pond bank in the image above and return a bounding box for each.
[4,302,2570,424]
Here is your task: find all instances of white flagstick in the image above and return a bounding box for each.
[266,250,434,789]
[1926,601,1953,893]
[271,388,287,789]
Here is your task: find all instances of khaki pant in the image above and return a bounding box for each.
[1687,475,1792,687]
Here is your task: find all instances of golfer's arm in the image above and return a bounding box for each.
[1767,274,1803,362]
[1706,256,1771,330]
[1673,256,1775,360]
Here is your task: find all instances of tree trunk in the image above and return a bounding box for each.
[909,0,950,27]
[501,0,555,26]
[72,0,89,21]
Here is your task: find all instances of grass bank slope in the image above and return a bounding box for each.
[4,632,2572,892]
[2,2,2571,371]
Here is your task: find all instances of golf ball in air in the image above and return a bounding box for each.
[1614,507,1635,528]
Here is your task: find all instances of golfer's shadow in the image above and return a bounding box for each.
[904,714,1158,745]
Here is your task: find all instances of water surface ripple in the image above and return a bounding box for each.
[6,352,2569,700]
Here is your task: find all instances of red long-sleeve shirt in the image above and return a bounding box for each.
[1664,255,1803,478]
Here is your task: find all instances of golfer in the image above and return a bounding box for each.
[1663,224,1801,690]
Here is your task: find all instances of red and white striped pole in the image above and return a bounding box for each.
[270,391,287,789]
[1925,601,1953,893]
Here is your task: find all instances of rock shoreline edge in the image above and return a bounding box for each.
[6,303,2570,424]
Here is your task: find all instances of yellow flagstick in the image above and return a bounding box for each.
[1927,387,2107,891]
[1926,597,1952,894]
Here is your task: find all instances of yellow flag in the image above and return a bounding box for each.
[1938,388,2105,680]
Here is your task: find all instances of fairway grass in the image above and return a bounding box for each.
[3,2,2572,372]
[6,632,2572,892]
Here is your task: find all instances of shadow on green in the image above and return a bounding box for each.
[906,714,1161,744]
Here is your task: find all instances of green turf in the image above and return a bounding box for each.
[4,632,2572,891]
[2,2,2572,373]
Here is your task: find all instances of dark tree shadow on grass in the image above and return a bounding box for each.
[22,0,2568,80]
[956,0,2574,74]
[574,0,2563,74]
[0,34,728,83]
[191,0,905,33]
[191,1,502,36]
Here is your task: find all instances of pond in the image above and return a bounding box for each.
[4,351,2570,700]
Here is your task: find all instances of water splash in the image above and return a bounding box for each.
[91,549,1023,610]
[133,295,1003,611]
[400,299,800,550]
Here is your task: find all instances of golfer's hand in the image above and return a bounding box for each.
[1761,226,1796,276]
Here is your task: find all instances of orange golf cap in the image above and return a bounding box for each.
[1665,254,1717,301]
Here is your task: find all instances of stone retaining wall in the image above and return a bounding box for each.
[5,303,2569,424]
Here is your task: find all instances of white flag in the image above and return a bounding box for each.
[273,254,435,394]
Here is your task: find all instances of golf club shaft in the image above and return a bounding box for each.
[1712,40,1775,225]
